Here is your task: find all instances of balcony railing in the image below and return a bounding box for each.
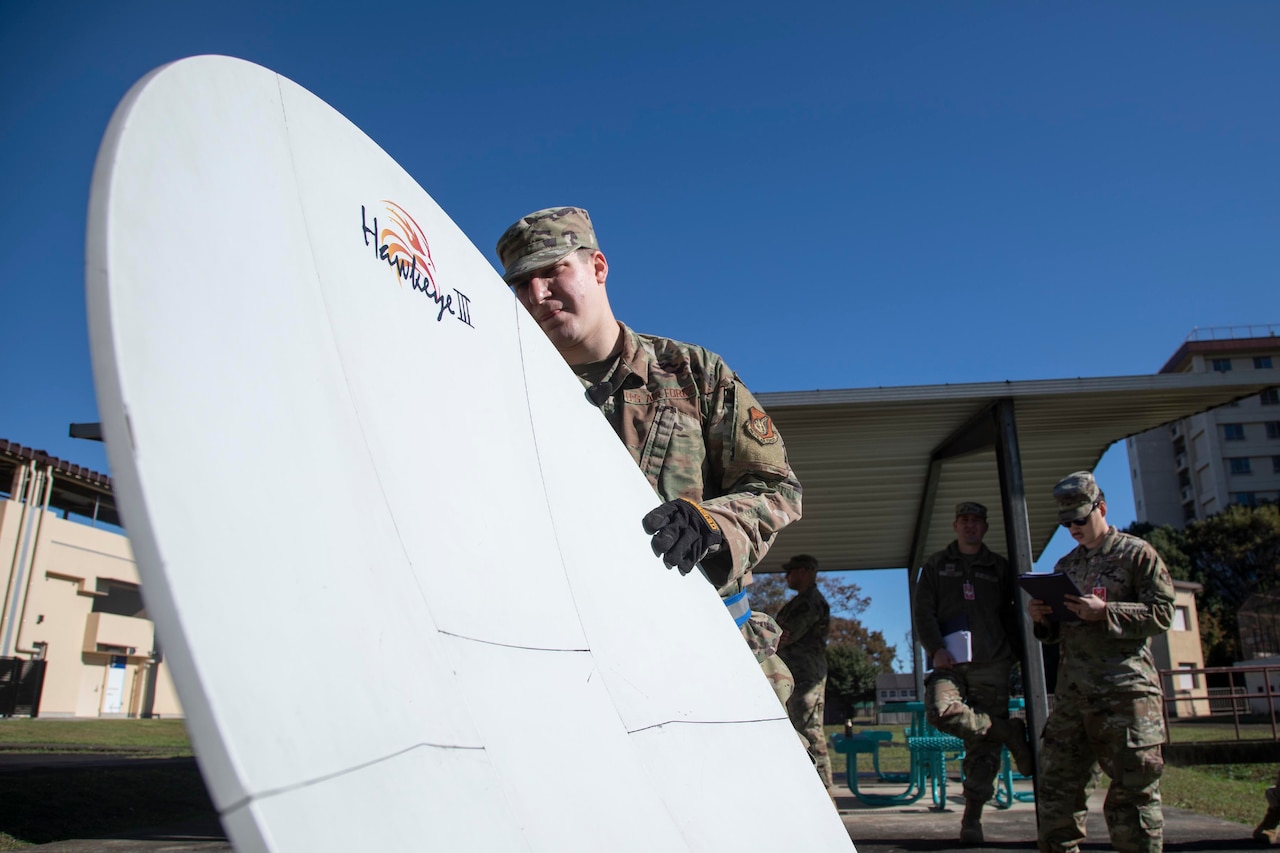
[1158,664,1280,743]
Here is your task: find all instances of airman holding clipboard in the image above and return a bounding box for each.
[913,501,1033,844]
[1028,471,1175,853]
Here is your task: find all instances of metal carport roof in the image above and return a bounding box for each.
[754,370,1280,575]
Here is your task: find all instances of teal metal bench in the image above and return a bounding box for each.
[831,732,929,806]
[906,731,966,808]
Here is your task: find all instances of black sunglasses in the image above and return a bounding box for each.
[1061,500,1100,528]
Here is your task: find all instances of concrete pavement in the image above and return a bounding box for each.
[6,756,1265,851]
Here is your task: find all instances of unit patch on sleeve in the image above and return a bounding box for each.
[745,406,780,445]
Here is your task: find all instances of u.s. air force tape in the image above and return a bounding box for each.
[723,590,751,627]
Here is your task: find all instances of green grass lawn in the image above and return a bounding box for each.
[0,718,192,755]
[1162,763,1273,828]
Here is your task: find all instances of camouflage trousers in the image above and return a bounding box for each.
[787,676,832,788]
[1037,691,1165,853]
[924,659,1011,804]
[741,610,794,707]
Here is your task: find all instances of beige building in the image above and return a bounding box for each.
[1127,325,1280,528]
[1155,581,1210,718]
[1,440,182,718]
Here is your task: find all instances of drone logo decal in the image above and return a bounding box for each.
[360,201,472,327]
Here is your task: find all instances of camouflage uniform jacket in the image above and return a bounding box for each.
[913,542,1019,666]
[776,585,830,685]
[582,323,803,597]
[1033,526,1175,697]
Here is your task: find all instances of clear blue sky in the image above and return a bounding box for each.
[3,2,1278,669]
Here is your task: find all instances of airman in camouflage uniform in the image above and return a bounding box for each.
[776,554,832,788]
[496,207,803,706]
[913,501,1031,845]
[1028,472,1175,853]
[1253,768,1280,844]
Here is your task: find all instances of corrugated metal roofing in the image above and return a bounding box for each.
[755,371,1280,574]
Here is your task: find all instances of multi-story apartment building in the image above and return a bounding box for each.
[1128,325,1280,528]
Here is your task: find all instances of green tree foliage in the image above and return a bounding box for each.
[1186,503,1280,664]
[1123,522,1192,580]
[825,644,881,718]
[1126,504,1280,666]
[828,616,897,674]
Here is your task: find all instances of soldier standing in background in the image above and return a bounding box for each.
[1253,770,1280,844]
[776,554,832,789]
[1028,471,1175,853]
[496,206,803,706]
[913,501,1032,845]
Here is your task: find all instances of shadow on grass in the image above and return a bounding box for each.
[0,759,219,846]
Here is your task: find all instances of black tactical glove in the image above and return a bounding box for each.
[641,498,725,575]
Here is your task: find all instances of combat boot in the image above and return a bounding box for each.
[959,799,984,845]
[1254,805,1280,844]
[988,716,1035,777]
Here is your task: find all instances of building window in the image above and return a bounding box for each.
[1212,358,1233,372]
[1267,422,1280,440]
[1225,423,1246,441]
[1274,456,1280,474]
[1183,503,1197,522]
[1262,389,1280,406]
[1230,457,1253,475]
[1175,663,1197,692]
[1233,492,1258,507]
[1256,356,1274,369]
[1172,606,1189,631]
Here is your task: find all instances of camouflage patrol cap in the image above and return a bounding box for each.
[1053,471,1102,522]
[954,501,988,520]
[495,206,599,284]
[782,554,820,572]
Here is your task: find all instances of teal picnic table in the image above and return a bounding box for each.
[831,699,1034,809]
[830,701,964,808]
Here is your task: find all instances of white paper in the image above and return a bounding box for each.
[944,629,972,664]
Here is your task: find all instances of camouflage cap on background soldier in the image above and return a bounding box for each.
[954,501,988,519]
[782,554,820,572]
[1053,471,1102,522]
[495,206,598,283]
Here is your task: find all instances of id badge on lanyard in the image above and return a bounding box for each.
[963,581,975,601]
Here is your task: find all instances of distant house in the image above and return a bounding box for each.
[1154,580,1210,718]
[875,672,917,724]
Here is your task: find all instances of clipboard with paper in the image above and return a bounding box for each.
[1017,572,1085,622]
[935,613,972,665]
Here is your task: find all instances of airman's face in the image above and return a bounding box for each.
[511,250,609,354]
[1068,499,1109,548]
[953,513,988,548]
[785,566,815,591]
